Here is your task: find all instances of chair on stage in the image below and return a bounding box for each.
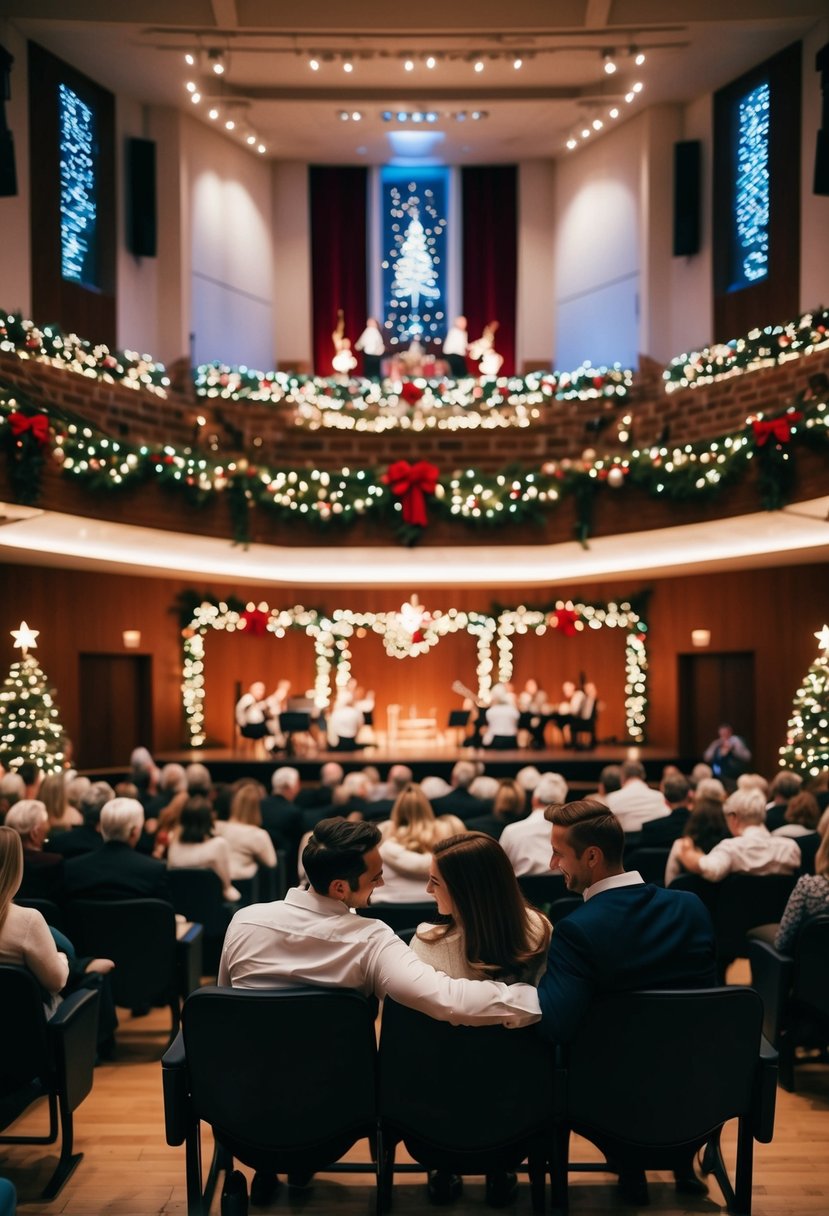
[162,986,380,1216]
[551,986,778,1214]
[447,709,470,748]
[0,965,100,1200]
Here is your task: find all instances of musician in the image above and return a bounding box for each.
[332,309,357,376]
[484,685,520,750]
[549,681,581,748]
[235,682,273,741]
[442,316,469,379]
[354,318,385,380]
[518,679,551,750]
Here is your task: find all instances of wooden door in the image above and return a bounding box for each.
[678,652,755,761]
[77,654,153,769]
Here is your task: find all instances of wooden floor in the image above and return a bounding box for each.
[3,964,828,1215]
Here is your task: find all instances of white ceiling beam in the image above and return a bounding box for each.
[211,0,238,29]
[585,0,613,29]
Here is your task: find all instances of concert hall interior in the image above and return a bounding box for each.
[0,1,828,1213]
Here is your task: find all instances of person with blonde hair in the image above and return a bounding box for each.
[373,785,464,904]
[466,777,528,841]
[674,787,801,882]
[39,772,82,832]
[5,799,64,899]
[215,781,277,880]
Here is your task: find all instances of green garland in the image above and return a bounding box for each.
[1,378,826,548]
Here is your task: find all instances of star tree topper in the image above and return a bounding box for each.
[815,625,829,653]
[11,621,39,657]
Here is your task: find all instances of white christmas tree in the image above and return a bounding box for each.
[391,211,440,314]
[0,622,65,774]
[778,625,829,779]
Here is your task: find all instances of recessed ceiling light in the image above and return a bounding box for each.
[609,107,620,119]
[625,92,635,103]
[309,57,320,71]
[186,81,197,92]
[257,144,266,154]
[603,52,617,75]
[184,53,195,66]
[352,111,362,121]
[208,108,219,120]
[592,118,603,130]
[581,127,591,138]
[632,81,644,93]
[566,137,578,150]
[634,51,646,66]
[404,59,414,72]
[425,55,436,69]
[513,56,523,70]
[246,134,256,145]
[225,119,235,130]
[343,60,353,73]
[191,92,201,104]
[474,60,484,73]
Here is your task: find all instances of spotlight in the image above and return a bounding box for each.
[625,92,635,103]
[404,58,414,72]
[581,127,591,138]
[184,53,195,66]
[513,56,523,69]
[397,111,407,122]
[471,110,481,120]
[257,144,266,154]
[412,111,423,122]
[338,110,349,121]
[425,55,436,69]
[309,57,320,71]
[566,137,577,149]
[208,107,219,120]
[603,51,617,75]
[592,118,603,130]
[351,111,362,121]
[186,81,197,92]
[474,59,484,73]
[208,49,226,76]
[343,58,353,73]
[191,92,201,104]
[634,49,646,66]
[426,112,438,122]
[456,110,467,121]
[246,134,256,145]
[225,119,235,130]
[632,81,643,93]
[382,111,392,121]
[609,107,619,119]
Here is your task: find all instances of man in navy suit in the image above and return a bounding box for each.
[537,798,716,1202]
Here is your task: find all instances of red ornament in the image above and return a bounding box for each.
[400,381,424,405]
[383,459,440,527]
[7,412,50,446]
[240,608,270,637]
[24,335,39,350]
[752,411,802,446]
[593,375,604,388]
[551,608,579,637]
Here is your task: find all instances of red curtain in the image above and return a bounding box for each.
[461,166,517,376]
[310,166,368,376]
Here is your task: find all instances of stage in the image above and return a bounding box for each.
[83,744,697,792]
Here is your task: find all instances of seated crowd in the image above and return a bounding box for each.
[2,747,828,1208]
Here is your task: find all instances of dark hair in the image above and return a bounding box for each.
[771,771,802,801]
[620,760,646,782]
[18,761,37,786]
[302,817,381,894]
[492,779,527,823]
[545,798,624,866]
[178,796,214,844]
[684,798,729,854]
[423,832,551,981]
[598,765,622,794]
[663,774,690,805]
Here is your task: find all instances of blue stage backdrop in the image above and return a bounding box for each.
[380,166,449,350]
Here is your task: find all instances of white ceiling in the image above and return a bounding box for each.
[4,1,826,162]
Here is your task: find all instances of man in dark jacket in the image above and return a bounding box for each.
[65,797,171,901]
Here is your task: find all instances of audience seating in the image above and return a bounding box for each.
[517,874,567,908]
[749,916,829,1092]
[551,987,777,1214]
[378,997,552,1212]
[624,847,671,886]
[162,986,380,1216]
[65,899,203,1042]
[167,869,234,974]
[794,832,820,876]
[358,903,441,935]
[714,875,796,976]
[13,897,64,932]
[547,896,582,925]
[0,966,100,1200]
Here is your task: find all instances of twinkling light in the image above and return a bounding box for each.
[733,81,770,288]
[381,168,448,345]
[59,84,98,286]
[778,625,829,778]
[0,650,65,775]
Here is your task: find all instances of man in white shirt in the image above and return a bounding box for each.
[326,691,364,751]
[500,771,569,875]
[354,317,385,380]
[219,817,540,1027]
[442,315,469,379]
[603,760,669,833]
[673,787,800,881]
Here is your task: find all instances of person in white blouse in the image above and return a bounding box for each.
[354,317,385,380]
[214,782,277,881]
[167,797,241,902]
[373,785,465,904]
[483,684,520,749]
[673,788,800,882]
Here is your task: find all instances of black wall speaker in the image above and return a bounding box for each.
[0,43,17,197]
[815,42,829,196]
[673,139,701,257]
[127,136,157,257]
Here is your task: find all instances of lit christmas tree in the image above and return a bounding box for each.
[0,621,65,774]
[383,181,447,345]
[778,624,829,779]
[391,211,441,316]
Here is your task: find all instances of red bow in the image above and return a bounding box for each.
[383,460,439,527]
[752,412,802,446]
[551,608,579,637]
[240,608,270,637]
[400,381,424,406]
[8,412,50,446]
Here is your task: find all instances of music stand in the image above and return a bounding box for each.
[447,709,470,747]
[279,711,312,757]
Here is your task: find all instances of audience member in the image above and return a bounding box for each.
[64,797,172,901]
[638,774,691,848]
[374,785,465,903]
[703,723,751,781]
[66,774,91,810]
[596,764,622,799]
[46,781,114,859]
[737,772,769,797]
[130,746,160,809]
[362,764,413,822]
[469,774,499,803]
[0,771,25,820]
[765,771,804,832]
[673,788,800,882]
[185,763,213,797]
[602,761,668,833]
[167,797,240,902]
[694,776,727,805]
[500,772,568,876]
[419,775,451,803]
[429,761,491,822]
[145,763,188,823]
[773,791,821,838]
[535,800,716,1202]
[39,772,82,832]
[466,778,528,840]
[664,797,730,886]
[260,767,304,852]
[215,782,277,880]
[775,831,829,951]
[5,799,64,901]
[689,762,713,787]
[295,762,343,810]
[18,761,41,800]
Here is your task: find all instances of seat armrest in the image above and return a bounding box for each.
[749,940,793,1046]
[176,923,204,997]
[48,986,100,1112]
[161,1031,190,1146]
[752,1037,779,1144]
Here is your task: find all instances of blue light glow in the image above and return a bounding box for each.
[732,80,769,290]
[380,167,449,345]
[59,82,98,286]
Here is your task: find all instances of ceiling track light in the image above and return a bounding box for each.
[602,50,617,75]
[308,56,320,71]
[207,48,226,76]
[631,46,647,66]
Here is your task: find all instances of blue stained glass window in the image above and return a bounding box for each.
[59,82,99,286]
[731,80,769,291]
[380,166,449,346]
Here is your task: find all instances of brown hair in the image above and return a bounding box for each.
[230,781,263,827]
[178,796,214,844]
[492,779,526,823]
[0,826,24,931]
[545,798,624,866]
[39,772,70,826]
[785,792,820,830]
[420,832,551,981]
[685,797,730,854]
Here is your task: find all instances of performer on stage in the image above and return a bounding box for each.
[518,678,551,750]
[235,682,274,742]
[354,318,385,380]
[484,684,520,750]
[442,315,469,379]
[570,680,599,750]
[331,309,357,376]
[469,320,504,377]
[327,691,365,752]
[550,681,581,748]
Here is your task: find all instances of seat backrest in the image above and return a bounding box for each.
[517,873,567,907]
[181,986,376,1153]
[668,871,719,914]
[564,987,763,1147]
[167,868,227,935]
[14,896,64,930]
[715,874,796,959]
[66,898,177,1008]
[626,848,671,886]
[358,903,441,933]
[379,997,553,1151]
[0,966,51,1091]
[792,915,829,1015]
